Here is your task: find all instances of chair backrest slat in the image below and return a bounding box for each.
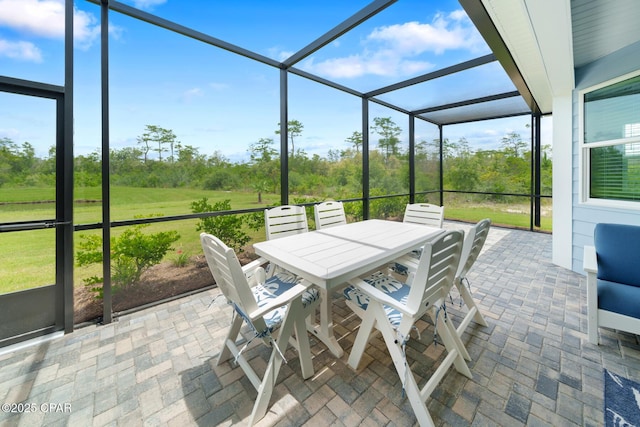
[407,230,463,317]
[265,205,309,240]
[200,233,265,329]
[314,201,347,230]
[456,218,491,279]
[403,203,444,228]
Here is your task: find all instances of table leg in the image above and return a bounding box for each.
[308,287,344,358]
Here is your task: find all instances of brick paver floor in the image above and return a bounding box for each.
[1,223,639,426]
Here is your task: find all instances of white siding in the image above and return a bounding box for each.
[571,41,640,273]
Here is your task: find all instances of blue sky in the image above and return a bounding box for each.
[0,0,547,162]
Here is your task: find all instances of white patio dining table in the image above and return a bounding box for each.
[253,219,444,357]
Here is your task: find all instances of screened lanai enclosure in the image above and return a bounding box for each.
[0,0,552,347]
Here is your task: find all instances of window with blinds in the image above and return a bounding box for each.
[583,74,640,202]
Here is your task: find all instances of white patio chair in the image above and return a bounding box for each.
[200,233,320,426]
[343,230,472,427]
[403,203,444,228]
[392,219,491,351]
[453,218,491,337]
[265,205,309,240]
[264,205,309,277]
[391,203,444,277]
[314,201,347,230]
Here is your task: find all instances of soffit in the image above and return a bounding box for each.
[480,0,571,113]
[572,0,640,68]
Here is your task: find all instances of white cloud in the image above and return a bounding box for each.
[368,12,484,55]
[73,8,101,49]
[0,128,21,140]
[266,46,294,62]
[181,87,204,103]
[0,39,43,62]
[0,0,64,38]
[304,52,432,79]
[302,9,487,79]
[0,0,102,49]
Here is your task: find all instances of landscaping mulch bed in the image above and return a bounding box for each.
[74,247,259,324]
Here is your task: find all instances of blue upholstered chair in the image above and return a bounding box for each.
[584,223,640,345]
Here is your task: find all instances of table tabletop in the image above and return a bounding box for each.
[253,219,443,290]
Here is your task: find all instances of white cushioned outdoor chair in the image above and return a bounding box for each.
[265,205,309,240]
[453,218,491,337]
[200,232,320,426]
[392,203,445,277]
[264,205,309,276]
[343,230,471,427]
[392,218,491,351]
[403,203,444,228]
[314,201,347,230]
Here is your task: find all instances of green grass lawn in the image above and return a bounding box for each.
[1,186,275,293]
[445,204,552,231]
[0,186,551,294]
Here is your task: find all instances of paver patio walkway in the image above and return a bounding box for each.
[1,223,639,426]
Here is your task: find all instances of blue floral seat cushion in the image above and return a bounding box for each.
[248,271,319,332]
[343,271,410,329]
[393,249,421,276]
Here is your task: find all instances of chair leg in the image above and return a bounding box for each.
[248,301,298,426]
[456,280,488,328]
[432,309,472,379]
[446,313,472,362]
[586,271,600,345]
[348,307,377,370]
[294,302,315,380]
[372,303,437,427]
[217,313,243,365]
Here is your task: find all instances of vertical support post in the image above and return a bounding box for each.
[101,0,112,324]
[409,114,415,204]
[362,97,370,219]
[59,0,75,333]
[534,112,542,228]
[280,69,289,206]
[530,113,535,231]
[438,125,444,207]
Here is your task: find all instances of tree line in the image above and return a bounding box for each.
[0,118,552,203]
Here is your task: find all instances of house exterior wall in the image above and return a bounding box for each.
[570,40,640,273]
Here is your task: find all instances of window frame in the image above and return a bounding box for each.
[579,70,640,209]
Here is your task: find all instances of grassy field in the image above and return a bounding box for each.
[445,204,552,231]
[0,186,551,294]
[0,186,276,293]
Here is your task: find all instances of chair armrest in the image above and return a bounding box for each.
[242,257,268,273]
[248,282,313,320]
[583,246,597,274]
[243,257,268,286]
[584,245,599,344]
[394,254,419,271]
[348,277,417,317]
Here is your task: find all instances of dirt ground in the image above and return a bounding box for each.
[74,247,258,324]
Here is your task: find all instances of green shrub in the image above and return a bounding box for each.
[76,223,180,298]
[191,198,251,252]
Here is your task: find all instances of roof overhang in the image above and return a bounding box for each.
[461,0,574,115]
